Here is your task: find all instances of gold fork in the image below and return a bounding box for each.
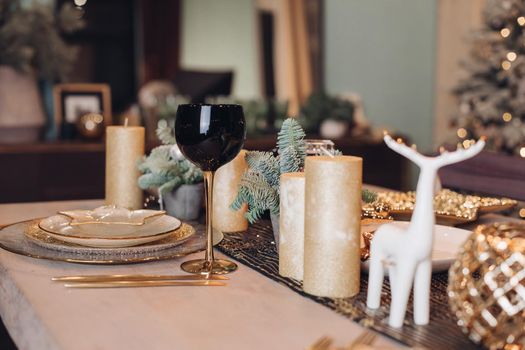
[348,329,377,349]
[309,336,333,350]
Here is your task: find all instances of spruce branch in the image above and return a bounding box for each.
[245,151,280,188]
[231,170,279,223]
[277,118,306,173]
[362,189,377,203]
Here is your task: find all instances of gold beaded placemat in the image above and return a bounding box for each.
[217,221,479,349]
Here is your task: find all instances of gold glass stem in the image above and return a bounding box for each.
[203,171,215,267]
[180,170,237,275]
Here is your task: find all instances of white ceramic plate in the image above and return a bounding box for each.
[361,222,471,273]
[38,211,182,248]
[39,211,181,239]
[53,206,172,236]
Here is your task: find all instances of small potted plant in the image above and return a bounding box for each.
[138,120,203,220]
[299,91,355,138]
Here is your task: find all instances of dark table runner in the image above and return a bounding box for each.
[217,220,480,350]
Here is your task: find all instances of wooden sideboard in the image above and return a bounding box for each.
[0,142,105,203]
[0,136,408,203]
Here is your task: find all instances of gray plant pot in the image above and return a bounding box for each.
[163,183,204,221]
[270,213,280,246]
[0,66,45,143]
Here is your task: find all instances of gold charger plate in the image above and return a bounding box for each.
[0,219,206,265]
[26,222,195,254]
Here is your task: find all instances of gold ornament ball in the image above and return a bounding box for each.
[76,113,104,139]
[448,222,525,350]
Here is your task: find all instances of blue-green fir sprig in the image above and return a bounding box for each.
[231,118,306,223]
[244,151,280,188]
[277,117,306,173]
[231,170,279,223]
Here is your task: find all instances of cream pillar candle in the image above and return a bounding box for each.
[105,125,145,209]
[213,150,248,232]
[279,172,305,280]
[303,155,362,298]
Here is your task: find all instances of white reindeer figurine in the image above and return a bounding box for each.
[366,134,485,328]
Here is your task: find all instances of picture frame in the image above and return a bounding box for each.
[53,83,112,139]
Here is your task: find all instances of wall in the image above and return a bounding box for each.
[324,0,436,151]
[180,0,260,99]
[20,0,54,7]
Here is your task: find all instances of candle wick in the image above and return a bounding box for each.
[124,117,129,127]
[320,147,335,158]
[158,189,164,211]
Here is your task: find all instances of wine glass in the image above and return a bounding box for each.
[175,104,246,274]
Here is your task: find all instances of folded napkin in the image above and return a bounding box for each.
[439,151,525,200]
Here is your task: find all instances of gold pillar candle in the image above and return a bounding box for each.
[105,126,145,209]
[279,172,305,280]
[213,150,248,232]
[303,155,362,298]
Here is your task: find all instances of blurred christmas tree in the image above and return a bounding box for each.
[453,0,525,157]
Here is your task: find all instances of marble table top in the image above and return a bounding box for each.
[0,200,404,350]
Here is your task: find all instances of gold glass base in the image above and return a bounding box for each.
[181,259,238,275]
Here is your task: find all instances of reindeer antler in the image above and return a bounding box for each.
[383,133,425,166]
[384,132,486,169]
[434,138,485,167]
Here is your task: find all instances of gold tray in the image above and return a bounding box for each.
[371,189,517,226]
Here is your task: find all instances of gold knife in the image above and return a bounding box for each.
[64,280,226,288]
[53,274,229,282]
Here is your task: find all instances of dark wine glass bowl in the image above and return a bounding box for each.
[175,104,246,171]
